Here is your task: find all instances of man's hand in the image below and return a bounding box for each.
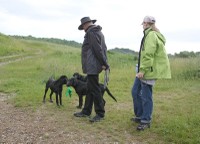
[136,72,144,79]
[102,65,110,71]
[102,65,107,70]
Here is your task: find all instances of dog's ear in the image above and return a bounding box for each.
[60,75,67,79]
[66,78,72,86]
[73,73,79,79]
[72,78,78,86]
[72,77,75,83]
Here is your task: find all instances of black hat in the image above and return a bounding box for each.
[78,17,96,30]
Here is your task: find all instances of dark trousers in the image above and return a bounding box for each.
[82,75,105,117]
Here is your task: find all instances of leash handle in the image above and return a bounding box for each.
[104,69,109,89]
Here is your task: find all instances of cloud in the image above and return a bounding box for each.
[165,29,200,43]
[0,0,200,54]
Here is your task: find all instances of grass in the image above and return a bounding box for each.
[0,35,200,143]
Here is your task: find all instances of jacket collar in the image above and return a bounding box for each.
[143,27,152,36]
[85,25,96,32]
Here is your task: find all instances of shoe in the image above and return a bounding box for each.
[74,111,90,117]
[130,117,141,123]
[89,115,104,122]
[137,123,150,131]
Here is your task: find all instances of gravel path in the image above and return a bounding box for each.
[1,93,137,144]
[0,93,84,144]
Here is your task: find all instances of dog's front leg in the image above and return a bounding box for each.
[59,91,62,106]
[49,91,54,103]
[56,93,59,106]
[43,89,48,103]
[77,95,83,109]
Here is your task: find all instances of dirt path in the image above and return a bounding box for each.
[0,94,91,143]
[0,55,35,66]
[0,93,142,144]
[0,49,43,67]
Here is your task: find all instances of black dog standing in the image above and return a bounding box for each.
[67,77,117,109]
[43,75,68,106]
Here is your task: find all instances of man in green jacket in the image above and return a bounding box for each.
[131,16,171,131]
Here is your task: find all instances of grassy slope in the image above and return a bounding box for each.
[0,34,200,143]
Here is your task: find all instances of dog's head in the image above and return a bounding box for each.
[67,77,77,87]
[58,75,68,84]
[73,72,81,79]
[73,72,87,82]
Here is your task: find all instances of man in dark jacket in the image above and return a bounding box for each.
[74,17,109,122]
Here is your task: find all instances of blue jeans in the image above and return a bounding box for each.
[131,77,153,123]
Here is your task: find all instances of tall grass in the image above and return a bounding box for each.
[0,33,26,56]
[0,35,199,143]
[170,57,200,80]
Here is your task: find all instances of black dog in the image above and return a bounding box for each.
[73,72,117,102]
[67,76,117,109]
[43,75,68,106]
[73,72,88,82]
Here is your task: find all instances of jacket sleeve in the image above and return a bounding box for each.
[140,32,157,74]
[88,31,109,68]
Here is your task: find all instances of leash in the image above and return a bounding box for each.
[104,69,109,89]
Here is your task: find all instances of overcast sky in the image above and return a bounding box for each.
[0,0,199,54]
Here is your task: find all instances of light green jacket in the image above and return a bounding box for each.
[139,28,171,79]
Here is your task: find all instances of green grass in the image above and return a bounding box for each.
[0,34,200,143]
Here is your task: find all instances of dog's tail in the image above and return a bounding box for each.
[105,87,117,102]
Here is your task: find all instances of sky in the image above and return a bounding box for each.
[0,0,199,54]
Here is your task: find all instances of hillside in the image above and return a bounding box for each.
[4,34,200,57]
[109,47,138,55]
[11,35,82,48]
[0,33,200,143]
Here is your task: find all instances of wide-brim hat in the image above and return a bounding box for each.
[78,17,96,30]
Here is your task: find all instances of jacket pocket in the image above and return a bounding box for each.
[151,66,153,72]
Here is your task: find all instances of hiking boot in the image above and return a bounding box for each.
[137,123,150,131]
[130,117,141,123]
[89,115,104,123]
[74,111,90,117]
